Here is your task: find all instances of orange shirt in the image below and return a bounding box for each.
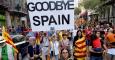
[106,32,115,43]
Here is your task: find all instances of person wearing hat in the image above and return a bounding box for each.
[0,36,17,60]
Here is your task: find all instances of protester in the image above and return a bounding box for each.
[16,25,22,34]
[27,37,41,60]
[7,26,12,33]
[105,28,115,60]
[73,30,86,60]
[11,26,16,35]
[0,36,17,60]
[89,31,108,60]
[59,48,71,60]
[106,28,115,46]
[49,36,54,60]
[41,32,50,60]
[53,35,60,60]
[60,34,70,50]
[85,26,92,46]
[58,31,63,41]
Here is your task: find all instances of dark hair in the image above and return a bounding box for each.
[91,30,100,41]
[44,32,47,36]
[62,34,67,36]
[91,34,97,41]
[73,30,83,46]
[75,30,82,40]
[61,48,71,58]
[100,31,105,35]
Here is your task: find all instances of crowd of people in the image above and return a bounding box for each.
[26,30,73,60]
[0,20,115,60]
[73,22,115,60]
[25,21,115,60]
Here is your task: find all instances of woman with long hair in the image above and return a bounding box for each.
[73,30,86,60]
[59,48,71,60]
[89,31,108,60]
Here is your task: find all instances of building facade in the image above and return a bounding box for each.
[99,0,115,24]
[0,0,27,28]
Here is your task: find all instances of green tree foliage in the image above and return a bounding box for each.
[74,7,81,15]
[80,0,101,10]
[80,0,106,16]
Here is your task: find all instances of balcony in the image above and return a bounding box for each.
[8,0,27,16]
[0,0,9,9]
[0,0,27,16]
[102,0,115,6]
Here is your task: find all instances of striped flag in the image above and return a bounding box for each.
[59,31,63,41]
[2,26,18,53]
[35,32,40,45]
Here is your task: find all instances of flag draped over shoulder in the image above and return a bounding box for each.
[2,26,18,53]
[59,32,63,41]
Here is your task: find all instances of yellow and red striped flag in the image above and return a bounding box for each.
[36,32,40,45]
[2,26,18,53]
[58,31,63,41]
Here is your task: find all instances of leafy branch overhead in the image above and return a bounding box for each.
[74,7,81,15]
[80,0,101,10]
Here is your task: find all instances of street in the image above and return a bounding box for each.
[0,0,115,60]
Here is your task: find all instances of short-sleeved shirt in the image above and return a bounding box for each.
[90,38,104,57]
[61,39,69,49]
[92,38,101,48]
[53,41,59,55]
[106,32,115,43]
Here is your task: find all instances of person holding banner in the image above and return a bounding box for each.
[0,36,17,60]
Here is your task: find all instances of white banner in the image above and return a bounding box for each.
[27,0,74,31]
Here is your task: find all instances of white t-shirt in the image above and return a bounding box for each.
[53,41,59,55]
[72,30,77,37]
[107,48,115,55]
[42,37,49,46]
[42,37,50,55]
